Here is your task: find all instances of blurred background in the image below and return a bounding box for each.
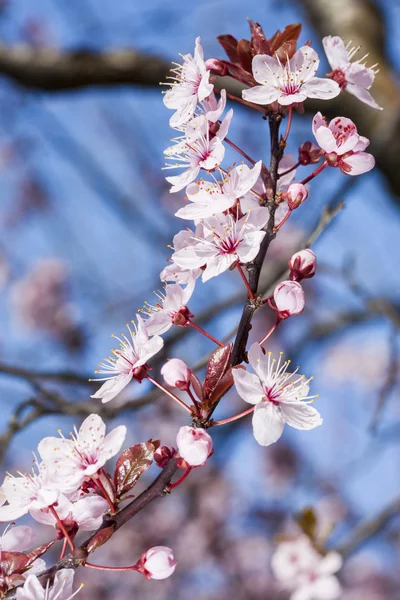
[0,0,399,598]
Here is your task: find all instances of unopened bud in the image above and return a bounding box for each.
[205,58,228,76]
[287,183,308,210]
[273,280,305,319]
[141,546,177,580]
[161,358,192,390]
[154,445,176,469]
[176,426,213,467]
[298,141,324,165]
[289,249,317,281]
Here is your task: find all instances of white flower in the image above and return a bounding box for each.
[16,569,82,600]
[323,36,382,110]
[172,208,269,282]
[242,46,340,106]
[163,37,214,127]
[90,315,164,403]
[164,116,228,193]
[31,494,109,531]
[160,226,204,284]
[232,344,322,446]
[38,414,126,493]
[0,463,60,522]
[0,525,35,551]
[175,161,262,220]
[143,277,196,336]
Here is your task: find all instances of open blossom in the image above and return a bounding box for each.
[38,414,126,493]
[90,315,164,403]
[30,494,109,533]
[142,547,177,580]
[232,344,322,446]
[175,161,262,220]
[323,36,382,110]
[273,280,305,318]
[271,536,342,600]
[16,569,81,600]
[160,225,204,284]
[289,249,317,280]
[172,208,269,282]
[242,46,340,106]
[312,112,375,175]
[163,37,213,127]
[143,276,196,336]
[164,115,228,193]
[176,426,213,466]
[0,463,60,522]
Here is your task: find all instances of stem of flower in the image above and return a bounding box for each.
[187,320,225,347]
[168,467,193,490]
[282,106,293,144]
[274,208,292,231]
[235,262,255,300]
[211,406,255,427]
[59,538,68,560]
[48,505,75,552]
[147,375,193,414]
[278,160,300,179]
[259,317,280,346]
[224,137,256,165]
[84,563,139,572]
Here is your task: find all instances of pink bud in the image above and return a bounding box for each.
[298,141,324,165]
[273,280,305,318]
[154,445,176,469]
[286,183,308,210]
[143,546,177,580]
[289,249,317,280]
[176,426,213,467]
[161,358,192,390]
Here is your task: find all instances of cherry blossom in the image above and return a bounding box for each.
[16,569,82,600]
[90,315,164,403]
[143,276,196,336]
[289,249,317,280]
[232,344,322,446]
[163,37,214,127]
[30,494,109,532]
[175,161,262,220]
[172,208,270,282]
[160,225,204,284]
[242,46,340,106]
[312,112,375,175]
[38,414,126,493]
[142,547,177,580]
[176,426,213,466]
[164,115,228,193]
[161,358,192,390]
[323,36,382,110]
[0,525,35,551]
[0,463,60,522]
[273,280,305,318]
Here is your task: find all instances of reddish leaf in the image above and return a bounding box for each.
[209,368,234,404]
[86,526,115,554]
[237,39,253,72]
[0,552,29,575]
[248,19,271,56]
[217,34,239,63]
[25,540,55,567]
[270,24,302,61]
[190,372,203,401]
[97,469,117,504]
[203,343,232,400]
[114,442,156,499]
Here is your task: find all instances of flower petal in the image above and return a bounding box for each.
[242,85,280,106]
[232,368,265,405]
[252,402,285,446]
[280,400,323,430]
[90,373,133,404]
[341,151,375,175]
[302,77,340,100]
[322,36,349,70]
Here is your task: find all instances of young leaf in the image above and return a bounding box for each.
[217,34,239,63]
[114,442,157,499]
[203,343,232,400]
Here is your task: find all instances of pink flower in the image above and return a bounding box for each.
[175,161,262,220]
[30,494,109,533]
[176,426,213,466]
[164,116,228,193]
[161,358,192,390]
[90,315,164,403]
[289,249,317,280]
[242,46,340,106]
[286,183,308,209]
[143,276,196,336]
[163,37,214,127]
[232,344,322,446]
[160,225,204,284]
[38,414,126,493]
[142,546,177,580]
[273,280,305,318]
[323,36,382,110]
[16,569,81,600]
[172,208,269,282]
[312,112,375,176]
[0,463,60,522]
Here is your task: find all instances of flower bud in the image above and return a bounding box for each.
[176,426,213,467]
[143,546,177,580]
[273,280,305,319]
[298,141,324,165]
[287,183,308,210]
[289,249,317,280]
[154,445,176,469]
[161,358,191,391]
